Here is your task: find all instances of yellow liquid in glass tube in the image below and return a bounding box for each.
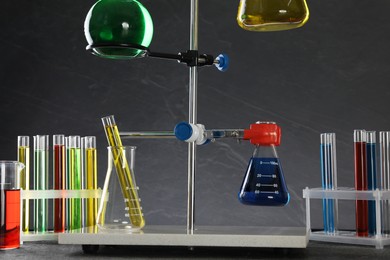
[104,124,145,229]
[85,147,97,227]
[18,146,30,232]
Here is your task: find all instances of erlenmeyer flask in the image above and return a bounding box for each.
[237,0,309,32]
[97,146,145,232]
[238,145,289,206]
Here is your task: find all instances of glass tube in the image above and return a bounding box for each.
[33,135,49,232]
[101,115,145,229]
[53,135,65,233]
[366,131,377,236]
[68,136,82,230]
[380,131,390,234]
[354,130,368,237]
[320,133,338,234]
[17,136,30,233]
[65,137,70,230]
[84,136,97,228]
[81,137,86,229]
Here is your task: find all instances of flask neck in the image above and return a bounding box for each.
[252,145,278,158]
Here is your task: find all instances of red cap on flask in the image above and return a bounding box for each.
[243,122,281,146]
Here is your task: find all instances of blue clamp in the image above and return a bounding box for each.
[174,122,193,141]
[215,54,229,72]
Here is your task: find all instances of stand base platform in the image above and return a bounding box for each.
[58,225,308,248]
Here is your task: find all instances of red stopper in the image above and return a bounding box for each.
[243,122,281,146]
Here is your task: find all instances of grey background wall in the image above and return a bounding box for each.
[1,0,390,230]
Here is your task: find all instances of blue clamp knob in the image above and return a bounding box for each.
[174,122,193,141]
[215,54,229,72]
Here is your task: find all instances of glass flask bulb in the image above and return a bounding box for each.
[238,145,289,206]
[237,0,309,32]
[84,0,154,59]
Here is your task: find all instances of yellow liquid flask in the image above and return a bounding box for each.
[97,146,143,231]
[98,115,145,231]
[237,0,309,32]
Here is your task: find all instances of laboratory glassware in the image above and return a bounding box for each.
[237,0,309,32]
[17,136,30,233]
[97,146,143,231]
[33,135,49,232]
[366,131,377,236]
[320,133,338,234]
[81,137,86,228]
[380,131,390,234]
[354,130,368,237]
[68,136,82,230]
[53,135,66,233]
[0,161,24,250]
[84,136,98,227]
[84,0,153,59]
[101,115,145,229]
[238,122,289,206]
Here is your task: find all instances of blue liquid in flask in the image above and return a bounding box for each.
[238,157,290,206]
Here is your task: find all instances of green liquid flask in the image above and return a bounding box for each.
[237,0,309,32]
[84,0,154,59]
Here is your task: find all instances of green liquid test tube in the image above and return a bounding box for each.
[33,135,49,232]
[17,136,30,233]
[68,136,82,230]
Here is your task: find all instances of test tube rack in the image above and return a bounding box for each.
[20,189,102,243]
[303,187,390,249]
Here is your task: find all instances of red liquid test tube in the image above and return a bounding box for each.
[53,135,66,233]
[354,130,368,237]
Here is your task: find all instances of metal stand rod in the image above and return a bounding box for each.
[120,130,245,140]
[120,131,176,139]
[187,0,199,234]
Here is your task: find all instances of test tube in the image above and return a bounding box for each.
[320,133,338,234]
[84,136,97,227]
[53,135,65,233]
[354,130,368,237]
[81,137,85,228]
[102,115,145,229]
[68,136,82,230]
[33,135,49,232]
[380,131,390,234]
[366,131,377,236]
[17,136,30,233]
[65,137,70,230]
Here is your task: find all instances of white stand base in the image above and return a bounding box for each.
[58,225,308,248]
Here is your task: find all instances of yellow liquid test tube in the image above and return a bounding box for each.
[17,136,30,232]
[101,115,145,229]
[84,136,98,227]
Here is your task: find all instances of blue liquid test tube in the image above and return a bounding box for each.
[366,131,377,236]
[320,133,338,234]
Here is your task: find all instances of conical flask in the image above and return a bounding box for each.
[237,0,309,32]
[97,146,145,232]
[238,145,290,206]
